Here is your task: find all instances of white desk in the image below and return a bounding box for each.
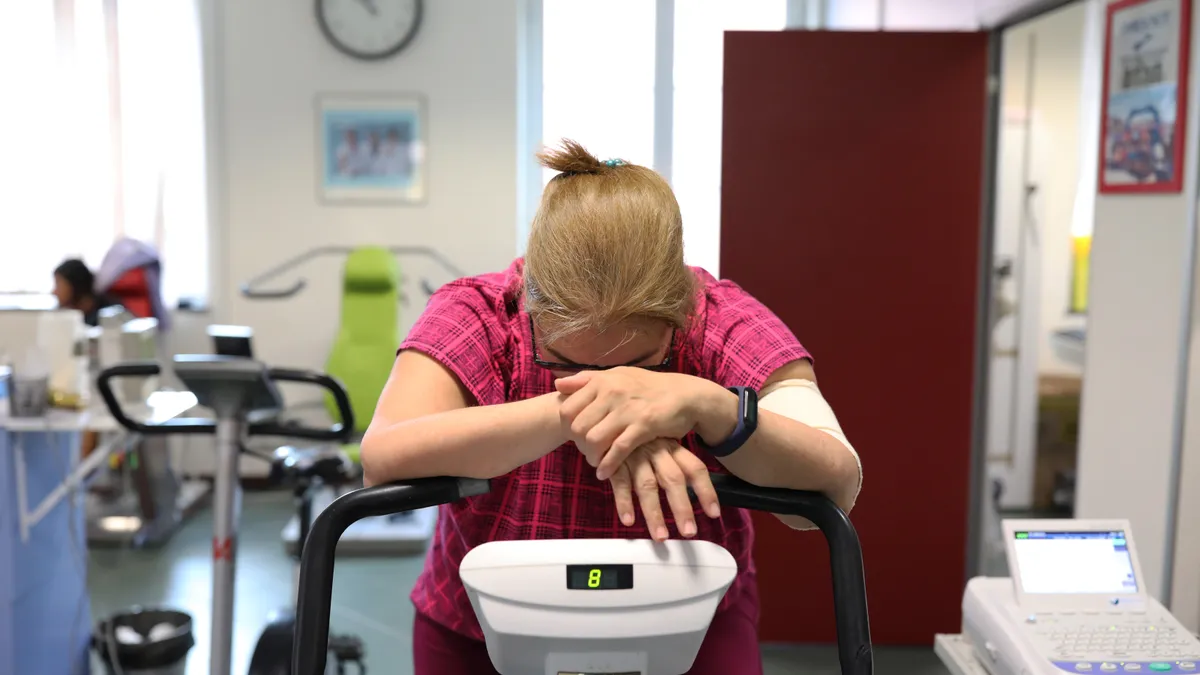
[1,391,197,542]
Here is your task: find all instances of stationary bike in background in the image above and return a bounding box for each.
[231,245,443,556]
[98,355,366,675]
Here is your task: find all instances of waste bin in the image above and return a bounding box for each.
[93,608,194,675]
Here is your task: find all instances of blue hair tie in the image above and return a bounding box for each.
[603,158,624,168]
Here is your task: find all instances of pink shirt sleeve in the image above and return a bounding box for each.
[700,280,812,389]
[398,281,509,407]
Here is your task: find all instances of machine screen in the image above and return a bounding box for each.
[565,564,633,590]
[1013,530,1138,594]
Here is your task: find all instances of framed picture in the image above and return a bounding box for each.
[1098,0,1191,194]
[317,93,427,203]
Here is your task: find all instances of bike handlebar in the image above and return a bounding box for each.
[253,368,355,441]
[95,361,355,442]
[96,362,216,434]
[292,474,873,675]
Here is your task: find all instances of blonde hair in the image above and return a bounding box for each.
[525,139,695,343]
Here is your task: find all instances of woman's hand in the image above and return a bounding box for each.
[609,438,721,542]
[556,367,718,480]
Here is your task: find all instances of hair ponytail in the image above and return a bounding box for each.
[525,139,695,343]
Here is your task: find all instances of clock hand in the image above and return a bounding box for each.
[355,0,379,16]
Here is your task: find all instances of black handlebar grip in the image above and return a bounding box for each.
[293,478,491,674]
[252,368,355,442]
[706,474,873,675]
[96,362,217,435]
[96,362,163,434]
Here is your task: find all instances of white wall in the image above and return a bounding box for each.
[190,0,525,475]
[209,0,522,366]
[1077,0,1200,611]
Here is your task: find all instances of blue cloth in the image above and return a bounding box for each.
[0,429,92,675]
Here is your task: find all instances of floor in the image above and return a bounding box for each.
[88,489,957,675]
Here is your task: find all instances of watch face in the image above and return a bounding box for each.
[317,0,422,60]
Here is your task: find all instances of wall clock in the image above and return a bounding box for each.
[316,0,423,61]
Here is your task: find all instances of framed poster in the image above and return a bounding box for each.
[317,93,427,204]
[1098,0,1191,193]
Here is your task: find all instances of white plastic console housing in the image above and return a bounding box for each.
[459,538,738,675]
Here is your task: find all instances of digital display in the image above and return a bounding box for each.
[565,564,633,590]
[1013,530,1138,594]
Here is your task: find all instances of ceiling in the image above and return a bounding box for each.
[974,0,1076,27]
[829,0,1084,32]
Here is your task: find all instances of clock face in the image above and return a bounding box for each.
[316,0,423,61]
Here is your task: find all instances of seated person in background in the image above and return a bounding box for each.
[53,258,123,457]
[360,139,863,675]
[53,259,121,327]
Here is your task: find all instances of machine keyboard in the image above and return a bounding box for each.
[1026,612,1200,673]
[1038,624,1199,658]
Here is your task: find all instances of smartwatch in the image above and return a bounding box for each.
[698,386,758,458]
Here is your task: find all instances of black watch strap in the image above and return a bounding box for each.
[698,386,758,458]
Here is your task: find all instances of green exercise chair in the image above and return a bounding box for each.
[324,246,400,464]
[278,246,438,556]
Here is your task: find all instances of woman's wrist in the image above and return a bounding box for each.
[686,377,739,446]
[536,391,572,445]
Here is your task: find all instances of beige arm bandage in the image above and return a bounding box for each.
[758,378,862,528]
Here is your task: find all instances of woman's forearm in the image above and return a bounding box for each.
[360,392,568,485]
[692,383,860,512]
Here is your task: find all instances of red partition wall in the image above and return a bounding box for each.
[720,31,989,645]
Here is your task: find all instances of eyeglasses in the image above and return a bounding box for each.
[528,315,675,372]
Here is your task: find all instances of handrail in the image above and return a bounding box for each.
[293,474,873,675]
[239,246,465,300]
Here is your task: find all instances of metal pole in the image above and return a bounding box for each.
[966,29,1004,579]
[209,417,243,675]
[653,0,675,183]
[1163,11,1200,606]
[1004,32,1039,491]
[515,0,543,256]
[14,433,31,542]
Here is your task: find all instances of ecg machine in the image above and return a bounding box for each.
[951,519,1200,675]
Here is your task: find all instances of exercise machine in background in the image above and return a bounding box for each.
[98,355,367,675]
[235,244,464,556]
[291,473,873,675]
[85,306,209,548]
[209,321,421,557]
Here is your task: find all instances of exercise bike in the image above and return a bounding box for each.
[291,472,874,674]
[97,355,367,675]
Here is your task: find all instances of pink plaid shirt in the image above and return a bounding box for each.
[399,258,812,639]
